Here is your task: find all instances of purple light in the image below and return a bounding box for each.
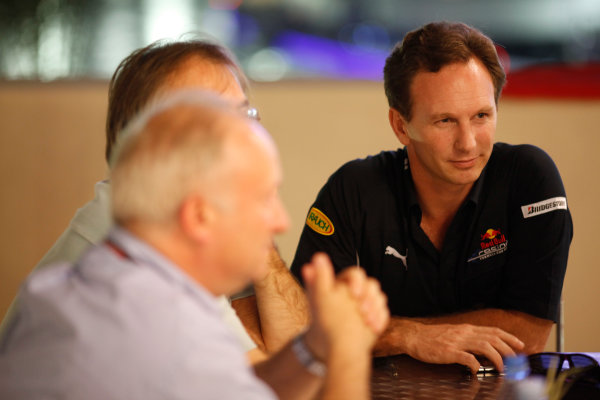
[272,31,387,80]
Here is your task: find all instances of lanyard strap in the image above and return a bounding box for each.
[105,240,130,260]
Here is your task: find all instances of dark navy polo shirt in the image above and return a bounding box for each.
[291,143,573,322]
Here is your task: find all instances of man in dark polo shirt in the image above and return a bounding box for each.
[291,21,573,374]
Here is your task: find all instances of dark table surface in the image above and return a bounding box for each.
[371,355,504,399]
[370,353,600,400]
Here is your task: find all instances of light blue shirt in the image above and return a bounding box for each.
[1,180,256,351]
[0,227,276,400]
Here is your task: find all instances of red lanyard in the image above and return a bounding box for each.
[105,240,130,260]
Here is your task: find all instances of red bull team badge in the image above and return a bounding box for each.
[480,228,501,241]
[468,228,508,263]
[306,207,334,236]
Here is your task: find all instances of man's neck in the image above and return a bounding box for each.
[121,221,218,294]
[414,178,472,220]
[409,168,474,251]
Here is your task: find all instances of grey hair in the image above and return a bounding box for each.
[110,89,246,225]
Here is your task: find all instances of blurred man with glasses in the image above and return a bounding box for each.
[0,90,390,399]
[1,39,308,362]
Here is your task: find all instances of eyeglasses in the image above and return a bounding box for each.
[246,107,260,121]
[528,352,599,376]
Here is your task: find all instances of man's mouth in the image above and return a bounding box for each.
[450,157,478,169]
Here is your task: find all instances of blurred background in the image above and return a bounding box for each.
[1,0,599,81]
[1,0,599,352]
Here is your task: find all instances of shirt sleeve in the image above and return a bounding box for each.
[216,295,257,351]
[291,165,361,285]
[229,284,255,301]
[35,227,94,268]
[35,181,112,270]
[502,145,573,322]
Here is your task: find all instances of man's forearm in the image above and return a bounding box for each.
[254,247,310,352]
[414,309,552,353]
[254,336,372,400]
[322,345,371,400]
[253,339,322,400]
[256,253,387,400]
[374,309,552,358]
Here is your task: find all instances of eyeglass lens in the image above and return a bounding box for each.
[246,107,260,121]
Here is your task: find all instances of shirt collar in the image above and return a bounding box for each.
[467,164,487,206]
[399,149,422,212]
[106,226,221,313]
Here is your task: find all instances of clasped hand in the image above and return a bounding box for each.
[301,253,390,360]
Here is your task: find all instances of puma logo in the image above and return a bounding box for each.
[385,246,407,269]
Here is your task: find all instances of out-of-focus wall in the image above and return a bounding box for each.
[0,81,598,352]
[0,82,108,322]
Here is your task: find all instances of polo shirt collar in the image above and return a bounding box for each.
[399,148,420,211]
[107,226,221,314]
[467,164,487,206]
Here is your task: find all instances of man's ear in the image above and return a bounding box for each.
[178,193,214,243]
[388,108,411,147]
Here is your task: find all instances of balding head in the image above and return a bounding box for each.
[110,90,288,294]
[111,91,254,225]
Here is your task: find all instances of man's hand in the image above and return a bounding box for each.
[377,318,525,374]
[336,266,389,335]
[301,253,389,360]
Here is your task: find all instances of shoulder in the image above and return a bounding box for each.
[326,149,404,191]
[312,149,405,213]
[35,180,112,269]
[489,143,567,202]
[490,142,559,172]
[16,261,74,303]
[336,149,403,175]
[2,247,270,398]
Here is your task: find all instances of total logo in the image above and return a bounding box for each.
[468,228,508,263]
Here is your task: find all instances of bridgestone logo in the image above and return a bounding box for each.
[521,197,567,219]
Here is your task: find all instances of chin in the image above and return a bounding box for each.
[450,166,485,185]
[453,174,480,186]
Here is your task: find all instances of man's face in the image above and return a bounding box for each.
[160,57,281,294]
[393,57,497,190]
[209,122,290,294]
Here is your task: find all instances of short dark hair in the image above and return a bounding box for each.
[105,39,248,161]
[383,21,505,121]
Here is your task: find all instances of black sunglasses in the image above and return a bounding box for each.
[528,352,599,376]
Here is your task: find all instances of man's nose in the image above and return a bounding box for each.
[272,198,290,234]
[454,122,477,152]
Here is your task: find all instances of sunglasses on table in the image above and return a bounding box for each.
[528,353,600,398]
[528,352,598,376]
